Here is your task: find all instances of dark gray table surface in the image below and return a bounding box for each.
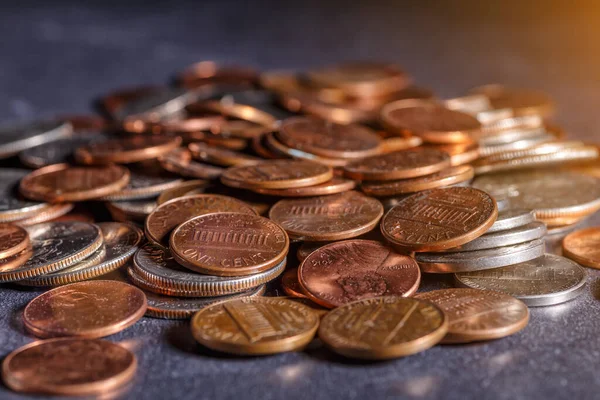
[2,1,600,399]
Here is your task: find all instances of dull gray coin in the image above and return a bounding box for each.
[454,254,587,306]
[115,87,198,122]
[444,221,546,252]
[486,209,535,233]
[0,120,73,159]
[99,168,183,201]
[0,169,48,221]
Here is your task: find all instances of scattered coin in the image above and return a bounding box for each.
[107,199,156,223]
[0,169,49,222]
[156,179,211,205]
[562,227,600,269]
[252,177,356,197]
[486,209,535,233]
[14,203,74,226]
[0,120,73,159]
[470,84,555,118]
[188,142,261,167]
[281,268,309,298]
[443,221,546,252]
[98,166,183,201]
[76,135,182,165]
[0,223,30,259]
[159,147,225,179]
[115,87,198,123]
[424,141,481,166]
[264,132,349,167]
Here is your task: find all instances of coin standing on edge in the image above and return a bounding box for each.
[562,227,600,269]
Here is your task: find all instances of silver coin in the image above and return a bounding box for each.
[0,120,73,159]
[0,168,48,221]
[487,209,535,233]
[131,243,285,297]
[491,191,510,212]
[142,284,266,319]
[444,221,546,252]
[416,238,545,273]
[479,133,554,157]
[115,87,198,121]
[454,254,587,306]
[99,168,183,201]
[478,127,547,147]
[18,132,112,168]
[0,222,103,283]
[107,199,157,222]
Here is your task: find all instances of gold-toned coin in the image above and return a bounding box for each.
[75,135,182,165]
[563,227,600,269]
[156,179,211,205]
[188,142,262,167]
[281,268,309,299]
[190,297,320,355]
[415,288,529,343]
[318,296,448,359]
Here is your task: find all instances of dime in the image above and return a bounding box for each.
[299,240,420,308]
[156,179,211,205]
[0,120,73,159]
[188,142,262,166]
[415,288,529,343]
[318,296,447,359]
[190,297,320,355]
[159,148,225,179]
[14,203,74,226]
[281,268,309,298]
[360,165,474,197]
[2,338,136,396]
[76,136,181,165]
[562,227,600,269]
[98,167,183,201]
[470,85,555,118]
[21,222,143,286]
[221,160,333,189]
[0,223,30,259]
[252,177,356,197]
[380,100,481,143]
[0,169,49,221]
[0,222,103,282]
[381,187,497,251]
[170,212,289,276]
[107,199,156,223]
[416,238,545,273]
[486,209,535,233]
[144,285,266,319]
[23,280,147,338]
[455,254,586,306]
[269,191,384,241]
[19,164,130,202]
[442,221,546,252]
[146,194,257,248]
[344,148,451,181]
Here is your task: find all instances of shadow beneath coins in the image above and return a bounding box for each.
[9,305,28,336]
[589,278,600,300]
[303,341,394,367]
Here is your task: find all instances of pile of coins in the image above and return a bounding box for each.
[0,60,599,396]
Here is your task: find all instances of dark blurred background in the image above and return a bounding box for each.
[1,0,599,136]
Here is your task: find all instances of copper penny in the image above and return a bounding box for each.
[23,280,147,338]
[344,148,451,181]
[170,212,289,276]
[415,288,529,343]
[146,194,257,248]
[470,84,555,118]
[381,187,498,251]
[281,268,309,299]
[100,85,161,117]
[189,101,278,129]
[252,177,356,197]
[2,338,136,396]
[178,60,258,88]
[264,132,349,167]
[380,136,423,153]
[159,148,224,179]
[280,90,376,124]
[251,133,285,159]
[381,99,482,143]
[0,223,29,259]
[221,160,333,189]
[269,191,384,241]
[188,142,261,167]
[299,240,420,308]
[361,165,474,197]
[76,135,181,165]
[19,164,130,202]
[425,141,481,166]
[277,117,382,159]
[563,227,600,269]
[156,179,211,205]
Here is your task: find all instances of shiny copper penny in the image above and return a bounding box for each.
[190,101,278,129]
[252,177,356,197]
[277,117,382,159]
[381,99,482,143]
[415,288,529,343]
[0,223,29,259]
[221,160,333,189]
[2,338,136,396]
[146,194,257,248]
[269,191,384,241]
[344,148,451,181]
[19,164,130,202]
[159,148,224,180]
[563,227,600,269]
[299,240,420,308]
[361,165,474,197]
[381,187,498,251]
[76,135,181,165]
[23,280,147,338]
[170,212,289,276]
[425,141,481,166]
[15,203,75,227]
[188,142,261,167]
[281,268,309,299]
[470,84,555,118]
[264,132,349,167]
[380,136,423,153]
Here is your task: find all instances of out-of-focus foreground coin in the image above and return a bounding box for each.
[76,135,181,165]
[562,227,600,269]
[0,223,30,259]
[0,120,73,159]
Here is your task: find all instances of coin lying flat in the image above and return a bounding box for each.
[416,238,545,273]
[170,212,289,276]
[190,297,320,355]
[189,142,262,167]
[486,209,535,233]
[415,288,529,343]
[252,177,356,197]
[115,86,198,123]
[562,227,600,269]
[0,223,29,259]
[107,199,156,223]
[19,164,130,202]
[0,120,73,159]
[470,85,554,118]
[0,169,49,221]
[269,191,384,241]
[159,148,225,179]
[146,194,256,248]
[443,221,546,252]
[76,135,181,165]
[299,240,420,308]
[264,132,349,167]
[23,280,147,338]
[381,187,498,252]
[15,203,75,227]
[221,160,333,189]
[2,338,136,396]
[155,179,211,205]
[455,254,586,306]
[318,296,448,360]
[99,167,183,201]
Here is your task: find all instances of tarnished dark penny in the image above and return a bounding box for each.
[76,135,181,165]
[361,165,474,197]
[281,268,309,299]
[269,191,384,241]
[381,100,482,143]
[2,338,136,396]
[0,223,30,259]
[23,280,147,338]
[221,160,333,189]
[156,179,211,205]
[277,117,382,159]
[19,164,130,202]
[146,194,257,248]
[188,142,261,167]
[159,148,224,179]
[252,177,356,197]
[381,187,498,251]
[470,84,555,118]
[344,148,451,181]
[299,240,420,308]
[170,212,289,276]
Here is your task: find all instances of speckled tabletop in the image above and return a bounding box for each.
[1,2,600,399]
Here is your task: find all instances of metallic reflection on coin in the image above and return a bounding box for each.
[156,179,210,205]
[281,268,308,299]
[562,227,600,269]
[486,209,535,233]
[0,223,30,259]
[443,221,546,252]
[99,167,183,201]
[0,120,73,159]
[0,169,48,221]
